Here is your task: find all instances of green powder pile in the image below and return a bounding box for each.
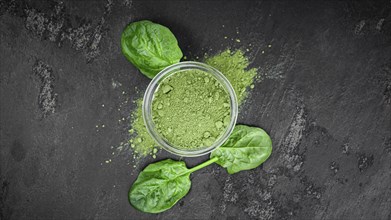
[128,99,159,157]
[152,69,230,149]
[205,50,258,104]
[129,49,258,158]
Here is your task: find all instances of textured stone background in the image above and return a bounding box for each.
[1,0,390,219]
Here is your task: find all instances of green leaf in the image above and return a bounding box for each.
[129,125,273,213]
[129,159,191,213]
[121,20,183,79]
[129,158,219,213]
[210,125,272,174]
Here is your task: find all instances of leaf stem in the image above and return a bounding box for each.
[186,157,219,174]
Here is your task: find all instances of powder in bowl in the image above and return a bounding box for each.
[151,69,231,150]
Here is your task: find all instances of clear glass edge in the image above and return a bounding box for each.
[142,61,238,157]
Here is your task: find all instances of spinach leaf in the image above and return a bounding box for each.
[129,125,272,213]
[210,125,272,174]
[121,20,183,79]
[129,158,217,213]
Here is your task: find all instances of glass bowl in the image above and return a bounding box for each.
[142,61,238,157]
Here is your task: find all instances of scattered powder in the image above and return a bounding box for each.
[376,18,385,31]
[277,101,306,172]
[23,0,113,62]
[32,60,57,117]
[111,80,122,89]
[341,143,350,155]
[329,161,339,175]
[357,153,374,172]
[205,50,258,104]
[301,177,322,199]
[244,199,275,220]
[354,20,366,35]
[25,8,49,37]
[128,99,158,156]
[152,69,230,149]
[128,49,259,158]
[383,137,391,155]
[123,0,133,8]
[223,176,238,203]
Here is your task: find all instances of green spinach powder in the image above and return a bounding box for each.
[152,69,230,149]
[129,49,258,158]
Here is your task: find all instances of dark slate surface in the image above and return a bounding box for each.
[1,1,391,219]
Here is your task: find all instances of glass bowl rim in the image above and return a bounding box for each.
[142,61,238,157]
